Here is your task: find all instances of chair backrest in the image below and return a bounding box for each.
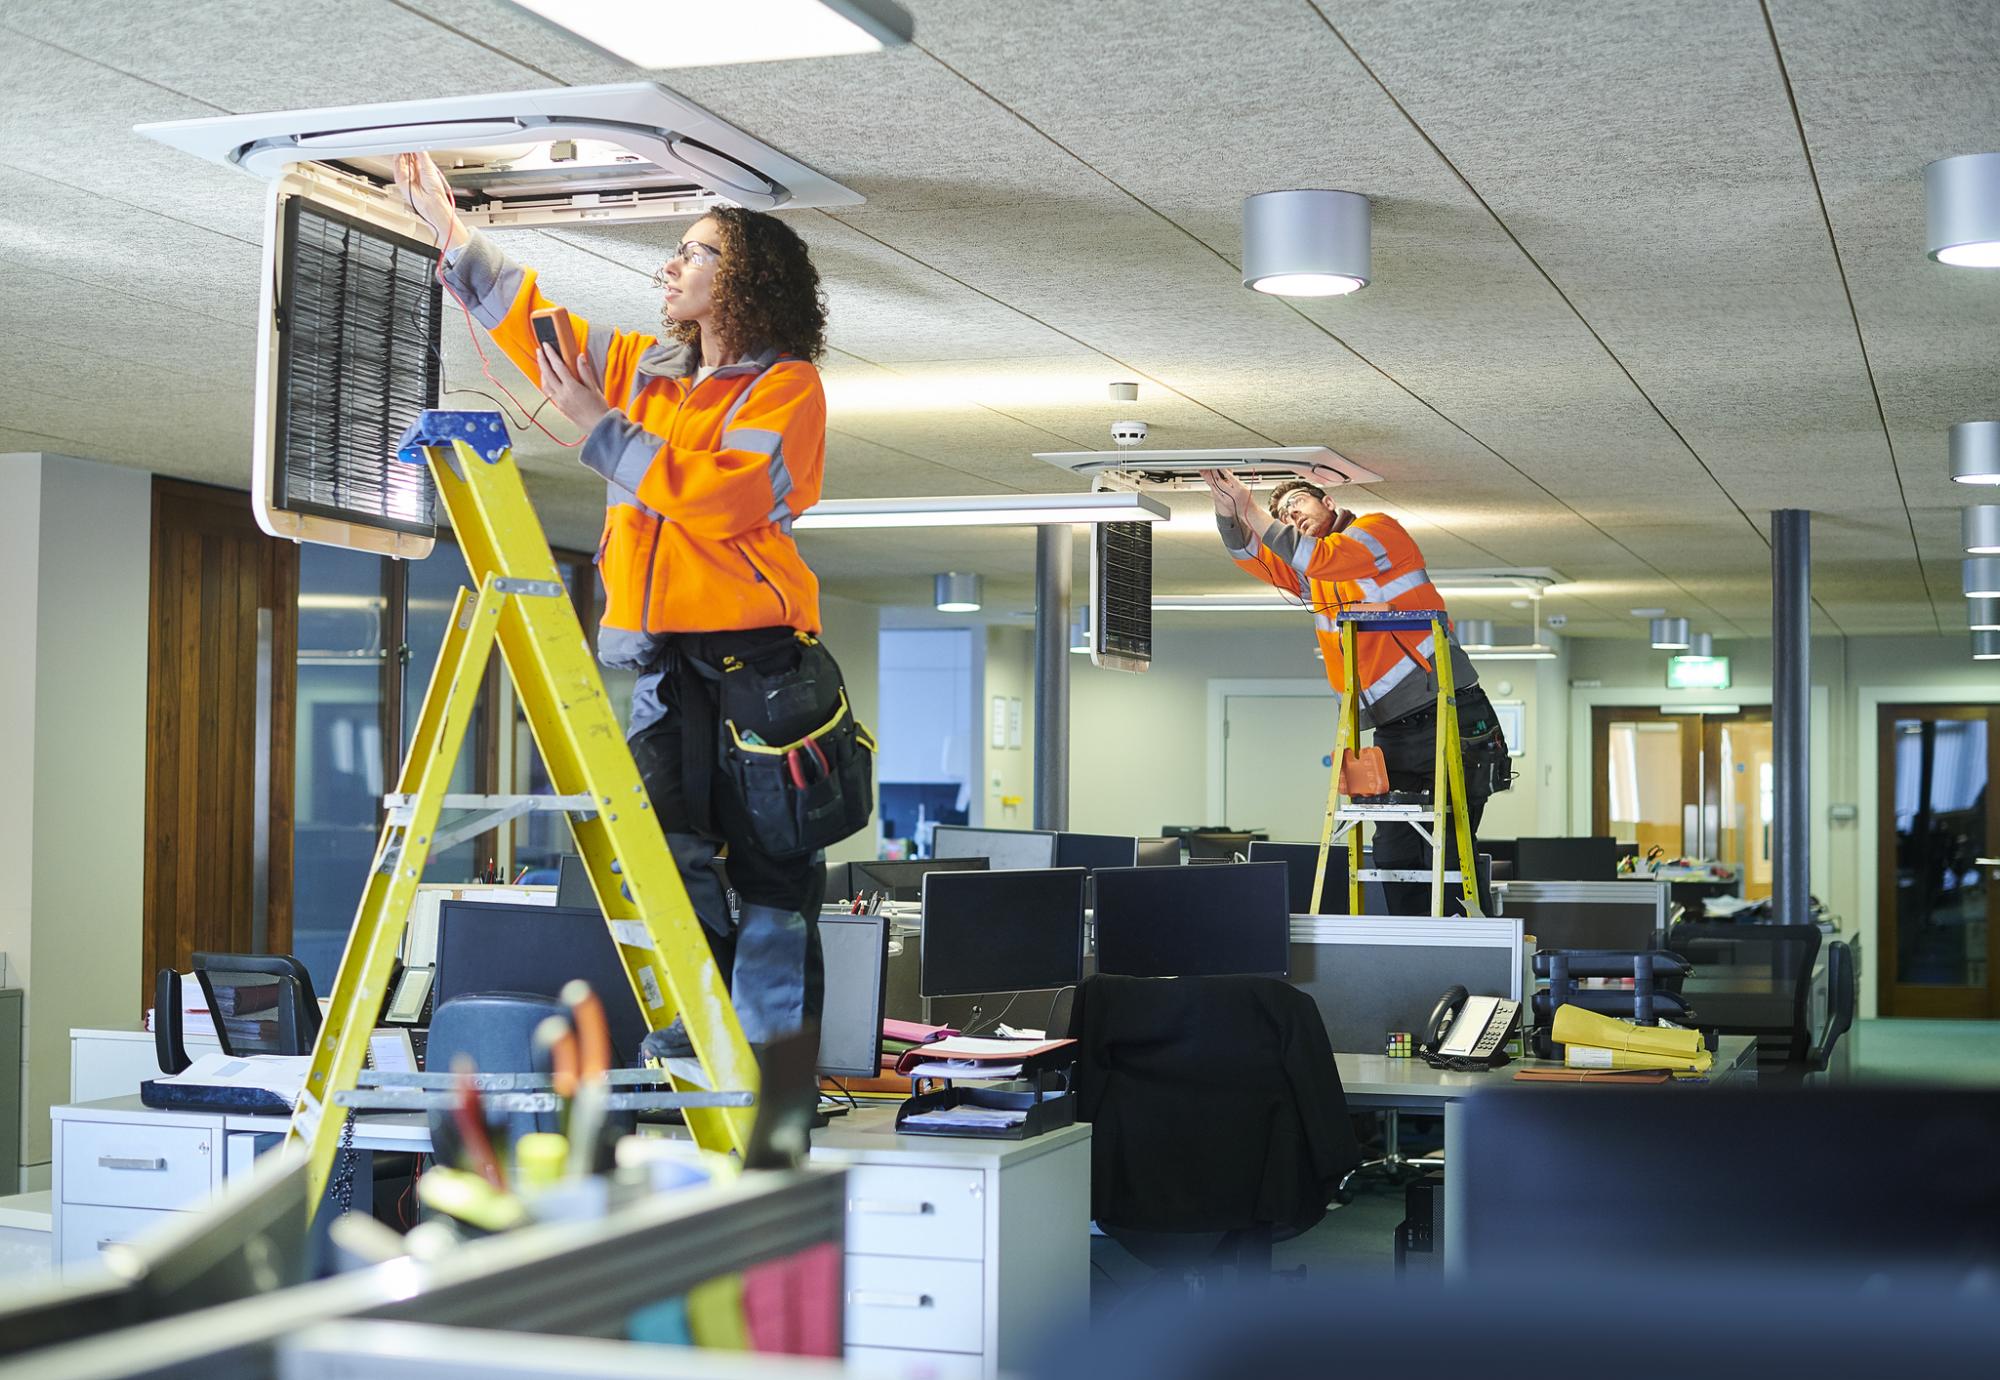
[1668,922,1823,1062]
[1811,940,1857,1072]
[1066,974,1360,1235]
[191,952,321,1056]
[425,992,569,1155]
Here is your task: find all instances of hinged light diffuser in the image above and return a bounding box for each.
[1034,445,1381,490]
[507,0,914,69]
[1243,190,1371,296]
[1926,153,2000,268]
[1951,422,2000,486]
[137,82,861,221]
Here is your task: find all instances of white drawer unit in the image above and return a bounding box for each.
[810,1112,1091,1380]
[843,1164,984,1261]
[61,1120,215,1210]
[844,1254,984,1353]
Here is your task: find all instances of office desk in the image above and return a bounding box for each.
[1335,1036,1757,1275]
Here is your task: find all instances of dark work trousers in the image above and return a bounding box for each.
[627,632,825,1038]
[1369,684,1502,917]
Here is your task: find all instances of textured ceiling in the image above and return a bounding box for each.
[2,0,1997,639]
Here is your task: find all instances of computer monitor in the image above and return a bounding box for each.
[1249,841,1350,915]
[850,855,990,903]
[1054,832,1140,872]
[816,915,888,1079]
[1185,830,1256,862]
[1094,861,1291,979]
[435,902,652,1065]
[1514,835,1622,882]
[1458,1088,2000,1279]
[920,868,1087,997]
[932,824,1059,870]
[1135,836,1182,868]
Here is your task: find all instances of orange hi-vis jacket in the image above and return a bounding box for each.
[444,231,825,671]
[1220,507,1478,729]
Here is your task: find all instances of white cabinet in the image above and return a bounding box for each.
[809,1111,1091,1379]
[71,1028,221,1104]
[51,1099,226,1273]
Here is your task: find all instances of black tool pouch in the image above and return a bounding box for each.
[712,633,876,858]
[1463,726,1514,797]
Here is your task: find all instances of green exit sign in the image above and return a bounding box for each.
[1667,655,1731,690]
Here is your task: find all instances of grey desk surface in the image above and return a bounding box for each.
[1335,1034,1757,1104]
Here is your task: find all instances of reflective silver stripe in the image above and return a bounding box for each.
[1374,567,1432,602]
[724,427,782,457]
[1349,527,1394,572]
[1313,611,1339,634]
[766,442,793,523]
[1263,523,1318,578]
[583,327,612,390]
[1360,633,1436,704]
[718,360,781,432]
[1356,577,1382,601]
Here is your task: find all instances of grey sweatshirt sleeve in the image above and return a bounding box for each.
[440,230,524,329]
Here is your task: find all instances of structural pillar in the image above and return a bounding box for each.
[1772,509,1811,927]
[1033,524,1072,830]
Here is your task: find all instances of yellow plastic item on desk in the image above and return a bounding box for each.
[1550,1004,1706,1060]
[1564,1043,1713,1073]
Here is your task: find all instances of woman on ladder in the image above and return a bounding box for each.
[397,152,850,1050]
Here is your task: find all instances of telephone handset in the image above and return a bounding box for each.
[1420,985,1521,1071]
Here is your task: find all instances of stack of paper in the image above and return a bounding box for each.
[1551,1004,1712,1074]
[894,1036,1074,1077]
[143,973,218,1041]
[901,1105,1027,1133]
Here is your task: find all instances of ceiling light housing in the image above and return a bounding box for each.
[1243,190,1371,297]
[1977,630,2000,661]
[1684,632,1715,659]
[1965,505,2000,554]
[1965,557,2000,599]
[1650,616,1691,651]
[1926,153,2000,268]
[1456,619,1495,647]
[1034,445,1380,491]
[934,572,982,613]
[1971,597,2000,631]
[1952,422,2000,486]
[506,0,913,68]
[792,492,1169,530]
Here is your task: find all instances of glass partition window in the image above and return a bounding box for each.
[1606,720,1685,857]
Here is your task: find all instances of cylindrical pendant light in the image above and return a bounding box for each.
[1685,632,1714,658]
[1965,506,2000,554]
[1926,153,2000,268]
[934,571,982,612]
[1971,597,2000,631]
[1951,422,2000,485]
[1650,616,1690,650]
[1976,630,2000,661]
[1242,189,1371,297]
[1457,618,1494,646]
[1964,558,2000,599]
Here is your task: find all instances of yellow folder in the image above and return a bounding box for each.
[1551,1004,1706,1060]
[1563,1043,1713,1073]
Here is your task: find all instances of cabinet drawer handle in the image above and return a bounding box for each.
[849,1290,933,1309]
[98,1156,168,1171]
[850,1198,934,1216]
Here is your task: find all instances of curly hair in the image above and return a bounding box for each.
[1268,478,1326,520]
[661,208,828,364]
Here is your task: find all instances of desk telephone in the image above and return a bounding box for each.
[1421,985,1521,1071]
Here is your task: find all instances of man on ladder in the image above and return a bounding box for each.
[1202,470,1508,915]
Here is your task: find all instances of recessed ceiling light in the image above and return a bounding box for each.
[506,0,914,67]
[1630,607,1667,618]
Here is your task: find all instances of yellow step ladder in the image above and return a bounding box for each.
[288,411,758,1214]
[1309,609,1482,918]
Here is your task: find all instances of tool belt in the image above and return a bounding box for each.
[668,629,876,858]
[1372,694,1514,798]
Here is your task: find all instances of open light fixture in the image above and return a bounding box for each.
[507,0,912,68]
[1242,189,1371,296]
[1952,422,2000,485]
[934,572,981,613]
[791,492,1168,530]
[1965,558,2000,599]
[1926,153,2000,268]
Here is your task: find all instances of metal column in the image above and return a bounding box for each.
[1772,509,1811,927]
[1033,524,1072,830]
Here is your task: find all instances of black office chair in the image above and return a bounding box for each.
[1067,975,1362,1286]
[191,952,322,1056]
[1667,921,1823,1066]
[1804,940,1856,1080]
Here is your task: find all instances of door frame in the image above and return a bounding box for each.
[1872,702,2000,1019]
[1206,679,1332,824]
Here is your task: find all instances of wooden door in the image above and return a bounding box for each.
[1877,704,2000,1018]
[142,480,298,1001]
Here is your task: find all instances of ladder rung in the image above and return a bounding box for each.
[1339,806,1436,820]
[334,1089,755,1114]
[384,792,597,812]
[1358,868,1465,883]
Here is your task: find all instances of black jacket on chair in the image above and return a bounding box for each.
[1067,974,1363,1236]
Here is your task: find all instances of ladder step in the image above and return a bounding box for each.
[1339,806,1436,820]
[1358,869,1465,883]
[383,792,597,813]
